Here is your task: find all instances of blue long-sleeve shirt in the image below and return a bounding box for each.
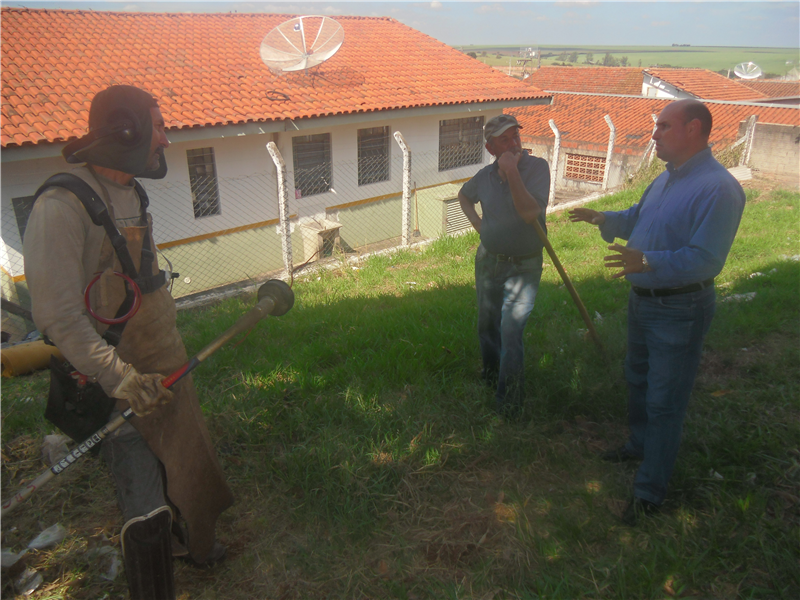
[599,147,746,289]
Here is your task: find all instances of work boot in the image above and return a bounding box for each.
[177,540,227,570]
[621,497,660,526]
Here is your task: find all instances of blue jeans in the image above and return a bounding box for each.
[623,287,716,505]
[101,415,167,522]
[475,244,542,415]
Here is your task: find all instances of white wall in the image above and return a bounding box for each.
[1,107,503,277]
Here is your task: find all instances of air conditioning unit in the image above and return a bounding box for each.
[299,219,343,262]
[414,183,482,238]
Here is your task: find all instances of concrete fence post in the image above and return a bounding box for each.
[741,115,758,167]
[603,114,616,190]
[636,114,659,172]
[548,119,561,204]
[648,113,658,163]
[266,141,293,276]
[393,131,412,246]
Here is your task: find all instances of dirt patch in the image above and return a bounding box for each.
[741,171,800,195]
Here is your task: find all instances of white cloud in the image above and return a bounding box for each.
[651,21,670,27]
[323,6,342,15]
[475,4,504,15]
[430,1,443,9]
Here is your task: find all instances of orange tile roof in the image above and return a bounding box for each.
[0,8,549,149]
[644,68,768,101]
[738,79,800,98]
[510,93,799,155]
[526,66,643,96]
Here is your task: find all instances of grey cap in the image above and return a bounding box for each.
[483,114,522,142]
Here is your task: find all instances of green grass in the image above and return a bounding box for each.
[2,182,798,599]
[465,45,800,77]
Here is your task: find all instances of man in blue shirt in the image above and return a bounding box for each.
[570,99,746,525]
[459,115,550,419]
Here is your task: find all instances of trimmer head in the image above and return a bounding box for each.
[257,279,294,316]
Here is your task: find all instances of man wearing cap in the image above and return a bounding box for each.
[569,99,745,525]
[24,85,233,599]
[458,114,550,419]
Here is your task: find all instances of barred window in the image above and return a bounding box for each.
[358,126,390,186]
[293,134,332,197]
[187,147,221,218]
[11,195,36,242]
[565,154,606,183]
[438,116,485,171]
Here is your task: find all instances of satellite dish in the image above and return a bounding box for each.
[260,16,344,74]
[733,62,762,80]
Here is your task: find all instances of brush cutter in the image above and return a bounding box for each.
[1,279,294,517]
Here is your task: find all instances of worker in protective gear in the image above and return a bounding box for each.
[23,85,233,600]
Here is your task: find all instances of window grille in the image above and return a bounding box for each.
[565,153,606,183]
[11,196,36,242]
[187,147,221,218]
[438,116,484,171]
[357,126,390,186]
[293,134,332,197]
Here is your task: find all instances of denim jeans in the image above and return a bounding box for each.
[101,414,167,522]
[475,244,542,415]
[623,286,716,505]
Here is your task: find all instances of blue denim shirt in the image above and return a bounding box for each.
[600,148,746,289]
[460,152,550,257]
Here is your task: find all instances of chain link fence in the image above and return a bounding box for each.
[2,115,759,344]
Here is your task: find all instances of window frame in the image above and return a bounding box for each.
[438,116,485,172]
[292,133,333,197]
[357,126,391,186]
[186,147,222,219]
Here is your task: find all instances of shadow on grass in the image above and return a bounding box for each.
[2,220,798,598]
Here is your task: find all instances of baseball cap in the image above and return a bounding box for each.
[483,114,522,142]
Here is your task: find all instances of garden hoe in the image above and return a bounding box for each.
[1,279,295,517]
[531,221,604,352]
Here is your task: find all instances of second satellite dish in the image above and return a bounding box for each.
[733,62,762,80]
[260,16,344,73]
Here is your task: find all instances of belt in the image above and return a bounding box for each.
[632,278,715,297]
[489,251,541,264]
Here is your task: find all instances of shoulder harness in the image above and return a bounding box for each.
[35,173,169,346]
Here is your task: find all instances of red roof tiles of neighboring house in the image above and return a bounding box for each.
[526,66,643,95]
[738,79,800,98]
[645,68,768,101]
[0,8,549,149]
[510,93,799,155]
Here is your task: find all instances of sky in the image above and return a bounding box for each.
[5,1,799,48]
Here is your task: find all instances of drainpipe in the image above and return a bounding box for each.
[548,119,560,205]
[393,131,412,246]
[602,115,616,190]
[266,141,293,276]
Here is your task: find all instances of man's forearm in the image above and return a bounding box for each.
[506,168,542,225]
[458,194,482,233]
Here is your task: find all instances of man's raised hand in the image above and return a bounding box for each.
[569,207,605,225]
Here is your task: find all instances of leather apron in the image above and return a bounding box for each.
[89,213,234,563]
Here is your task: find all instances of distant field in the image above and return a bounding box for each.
[461,45,799,77]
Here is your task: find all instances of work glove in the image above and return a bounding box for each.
[111,365,173,417]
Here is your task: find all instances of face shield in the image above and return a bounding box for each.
[62,85,167,179]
